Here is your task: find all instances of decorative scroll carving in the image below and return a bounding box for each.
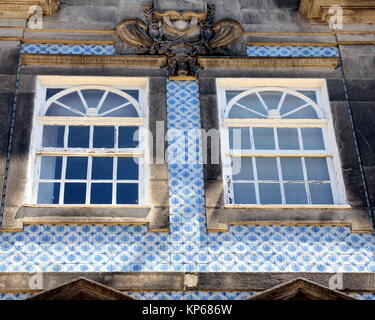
[116,2,243,77]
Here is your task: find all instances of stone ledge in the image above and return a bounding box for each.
[0,272,374,293]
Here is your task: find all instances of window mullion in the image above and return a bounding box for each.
[274,127,286,205]
[113,156,118,205]
[86,156,92,205]
[59,156,67,205]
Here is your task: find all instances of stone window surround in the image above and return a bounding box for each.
[201,78,373,233]
[2,76,169,232]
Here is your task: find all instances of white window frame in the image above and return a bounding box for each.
[25,76,150,207]
[217,78,350,209]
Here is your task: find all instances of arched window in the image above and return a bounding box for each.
[31,85,147,206]
[220,85,346,206]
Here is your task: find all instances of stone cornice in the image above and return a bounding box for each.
[300,0,375,24]
[1,272,374,293]
[0,0,60,19]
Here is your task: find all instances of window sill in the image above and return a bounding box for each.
[206,206,372,234]
[224,204,351,210]
[2,205,168,233]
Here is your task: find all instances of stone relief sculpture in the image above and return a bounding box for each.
[116,2,243,77]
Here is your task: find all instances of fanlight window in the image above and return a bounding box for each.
[31,86,147,206]
[221,87,345,206]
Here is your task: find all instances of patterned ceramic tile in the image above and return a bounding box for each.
[247,46,340,57]
[20,44,115,55]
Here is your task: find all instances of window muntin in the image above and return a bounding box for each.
[31,85,147,206]
[221,86,346,206]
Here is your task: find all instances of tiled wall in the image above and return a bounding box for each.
[247,46,340,57]
[0,45,374,299]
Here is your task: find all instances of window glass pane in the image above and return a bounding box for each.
[100,92,139,117]
[58,91,86,114]
[42,126,65,148]
[81,89,104,109]
[92,157,113,180]
[64,183,86,204]
[232,158,253,180]
[309,183,334,204]
[226,90,244,103]
[40,156,62,180]
[237,94,268,117]
[117,183,138,204]
[259,91,282,110]
[284,105,318,119]
[301,128,325,150]
[119,126,139,148]
[93,126,114,148]
[305,158,330,180]
[37,182,60,204]
[280,158,304,181]
[68,126,89,148]
[118,158,139,180]
[277,128,299,150]
[253,128,275,150]
[66,157,88,180]
[297,91,317,103]
[259,183,281,204]
[284,183,307,204]
[233,183,256,204]
[46,88,64,100]
[256,158,278,180]
[228,105,262,119]
[280,94,307,115]
[229,128,250,150]
[91,183,112,204]
[46,103,78,117]
[123,90,139,101]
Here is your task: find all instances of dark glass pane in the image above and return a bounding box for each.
[237,94,268,116]
[46,88,64,100]
[298,91,317,103]
[226,90,244,104]
[232,158,253,180]
[100,92,128,115]
[301,128,325,150]
[119,126,139,148]
[123,90,139,101]
[64,183,86,204]
[93,126,114,148]
[81,89,104,109]
[285,106,318,119]
[280,94,307,116]
[37,182,60,204]
[305,158,330,181]
[280,158,304,181]
[42,126,65,148]
[91,183,112,204]
[40,156,62,180]
[229,128,251,150]
[92,157,113,180]
[256,158,278,180]
[117,158,139,180]
[259,91,283,110]
[46,103,78,117]
[284,183,308,204]
[259,183,282,204]
[277,128,299,150]
[66,157,88,180]
[117,183,138,204]
[233,183,256,204]
[309,183,334,204]
[68,126,89,148]
[253,128,275,150]
[58,91,86,114]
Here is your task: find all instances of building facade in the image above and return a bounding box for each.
[0,0,374,300]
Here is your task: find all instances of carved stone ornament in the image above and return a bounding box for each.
[116,2,243,78]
